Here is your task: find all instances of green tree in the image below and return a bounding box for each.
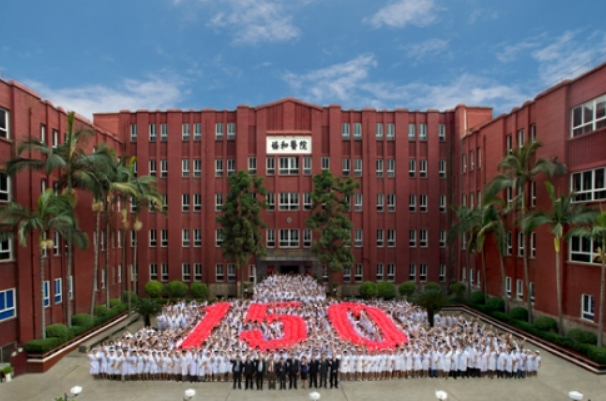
[134,298,162,327]
[487,141,566,322]
[306,170,359,288]
[569,208,606,346]
[523,182,597,335]
[448,204,480,298]
[216,170,267,297]
[0,190,88,338]
[409,288,452,328]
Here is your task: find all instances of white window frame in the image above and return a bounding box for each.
[387,263,395,282]
[0,108,10,139]
[354,193,362,212]
[342,158,350,176]
[439,264,446,282]
[279,192,299,211]
[387,123,395,140]
[409,159,416,177]
[130,124,137,142]
[279,157,299,175]
[161,229,168,247]
[376,263,384,281]
[354,159,363,177]
[438,124,445,141]
[419,123,427,141]
[303,228,312,248]
[408,123,416,140]
[516,279,524,300]
[248,264,255,283]
[581,294,595,321]
[248,157,257,175]
[376,123,383,139]
[354,229,363,247]
[571,95,606,137]
[279,229,300,248]
[215,123,224,140]
[387,193,396,212]
[355,264,363,282]
[477,147,482,168]
[182,123,190,141]
[54,278,62,304]
[266,193,275,211]
[215,159,223,177]
[182,263,191,282]
[409,229,416,247]
[419,160,427,178]
[571,167,606,202]
[470,151,475,170]
[420,229,428,247]
[439,160,446,178]
[40,124,46,144]
[409,264,416,281]
[266,229,275,248]
[439,230,446,248]
[44,281,50,307]
[160,123,168,141]
[215,229,223,247]
[303,156,312,175]
[321,157,330,170]
[376,229,384,247]
[149,263,158,281]
[506,276,512,297]
[182,159,190,177]
[303,193,312,211]
[376,193,384,212]
[387,229,396,247]
[182,194,190,212]
[506,134,513,154]
[182,229,190,247]
[193,193,201,212]
[530,232,536,258]
[376,159,384,178]
[227,263,236,282]
[215,264,224,281]
[160,159,168,178]
[531,180,537,207]
[354,123,362,139]
[227,159,235,175]
[193,229,202,247]
[343,265,351,282]
[342,123,350,139]
[194,123,202,140]
[462,154,467,173]
[266,157,275,175]
[409,194,416,212]
[149,160,157,177]
[387,159,395,177]
[149,229,157,247]
[517,232,525,257]
[420,194,427,212]
[420,264,428,282]
[439,195,446,213]
[507,232,512,255]
[227,122,236,140]
[161,263,169,282]
[194,263,202,282]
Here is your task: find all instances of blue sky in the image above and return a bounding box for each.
[2,0,606,119]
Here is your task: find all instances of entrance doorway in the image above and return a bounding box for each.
[280,265,300,274]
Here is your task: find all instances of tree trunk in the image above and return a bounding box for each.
[598,241,605,347]
[555,243,564,335]
[90,211,100,316]
[130,230,138,314]
[500,254,509,314]
[40,245,46,339]
[105,200,111,308]
[428,308,435,328]
[66,242,72,328]
[481,248,488,296]
[121,228,126,294]
[521,192,533,322]
[466,249,471,299]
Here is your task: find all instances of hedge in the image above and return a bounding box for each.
[567,328,598,345]
[510,307,529,322]
[68,325,88,338]
[94,305,108,316]
[449,283,466,299]
[46,324,69,341]
[485,297,505,312]
[377,281,396,299]
[533,316,558,332]
[23,338,63,353]
[424,282,441,291]
[398,282,416,298]
[121,291,138,304]
[359,281,378,299]
[190,282,209,300]
[470,291,485,305]
[145,281,164,298]
[164,281,188,298]
[109,298,124,309]
[72,313,94,328]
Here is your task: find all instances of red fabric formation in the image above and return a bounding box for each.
[240,302,307,351]
[180,302,231,349]
[327,302,408,350]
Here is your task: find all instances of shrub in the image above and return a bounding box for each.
[2,366,13,375]
[587,346,606,364]
[23,338,63,353]
[145,281,164,298]
[190,282,209,300]
[448,283,466,299]
[485,297,505,312]
[567,328,598,345]
[470,291,486,305]
[164,280,188,298]
[377,282,396,299]
[490,311,511,324]
[554,335,575,348]
[93,305,108,316]
[398,281,416,298]
[424,282,440,291]
[45,324,69,341]
[121,291,138,304]
[109,298,123,309]
[68,325,88,338]
[71,313,94,328]
[359,281,378,299]
[510,307,529,322]
[533,316,558,332]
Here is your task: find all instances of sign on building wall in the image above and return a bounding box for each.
[266,136,312,154]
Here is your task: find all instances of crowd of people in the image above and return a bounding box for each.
[88,274,542,388]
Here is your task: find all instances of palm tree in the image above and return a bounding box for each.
[0,190,88,338]
[523,182,597,334]
[134,298,162,327]
[448,205,480,298]
[567,208,606,346]
[487,141,566,321]
[476,194,506,296]
[409,288,452,327]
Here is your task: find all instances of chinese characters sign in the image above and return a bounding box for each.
[266,136,312,155]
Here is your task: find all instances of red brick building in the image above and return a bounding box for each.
[1,61,605,357]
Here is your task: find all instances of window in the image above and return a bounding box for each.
[279,192,299,211]
[53,232,60,256]
[419,123,427,141]
[470,151,475,170]
[160,160,168,178]
[439,195,446,212]
[182,194,190,212]
[192,159,201,177]
[302,193,311,211]
[354,123,362,139]
[321,157,330,170]
[439,264,446,282]
[376,123,383,139]
[517,232,525,257]
[530,232,536,258]
[470,192,475,208]
[571,95,606,137]
[215,159,223,177]
[420,229,428,247]
[248,157,257,175]
[355,264,363,282]
[409,264,416,281]
[382,123,393,141]
[279,157,299,175]
[215,264,224,281]
[387,229,396,247]
[530,124,537,143]
[354,229,363,247]
[440,230,446,248]
[582,294,595,320]
[40,124,46,144]
[477,147,482,168]
[266,229,275,247]
[215,123,224,140]
[420,194,427,212]
[506,276,512,296]
[506,187,513,205]
[419,264,427,282]
[506,134,513,154]
[409,229,416,247]
[376,193,384,212]
[194,264,202,281]
[342,158,350,176]
[53,278,62,304]
[182,159,190,177]
[569,235,604,264]
[409,159,416,177]
[507,232,512,255]
[438,124,445,141]
[376,229,384,247]
[130,124,137,142]
[354,159,362,177]
[386,159,395,177]
[517,128,525,146]
[382,263,394,282]
[150,263,158,281]
[226,159,235,175]
[376,159,384,178]
[387,194,396,212]
[516,279,523,300]
[44,281,50,307]
[0,108,9,139]
[0,173,10,203]
[227,123,236,140]
[182,229,190,247]
[530,282,535,302]
[266,157,275,175]
[161,263,169,282]
[182,123,190,140]
[149,160,156,176]
[266,193,275,211]
[462,154,467,173]
[343,265,351,282]
[438,160,446,178]
[531,180,537,207]
[215,229,223,247]
[409,194,416,212]
[342,123,350,139]
[161,229,168,247]
[408,123,416,140]
[149,230,157,247]
[279,229,299,247]
[571,167,606,202]
[194,123,201,140]
[303,157,312,175]
[182,263,191,282]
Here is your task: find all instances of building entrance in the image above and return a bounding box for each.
[280,265,300,274]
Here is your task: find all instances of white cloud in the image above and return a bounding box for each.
[284,54,528,113]
[365,0,439,29]
[24,76,186,120]
[467,8,499,24]
[497,39,540,63]
[403,38,449,60]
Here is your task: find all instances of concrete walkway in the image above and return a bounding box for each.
[2,340,606,401]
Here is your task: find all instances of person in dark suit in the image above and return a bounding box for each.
[329,355,340,388]
[287,353,299,389]
[231,355,243,389]
[267,356,277,390]
[243,356,255,390]
[309,354,319,388]
[319,354,329,388]
[277,358,287,390]
[255,353,267,390]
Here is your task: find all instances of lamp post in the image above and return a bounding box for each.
[568,391,583,401]
[435,390,448,401]
[63,386,82,401]
[184,389,196,401]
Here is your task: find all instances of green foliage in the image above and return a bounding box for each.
[424,282,440,291]
[490,311,511,323]
[93,305,108,316]
[145,281,164,298]
[121,291,138,304]
[448,282,466,299]
[45,324,69,341]
[377,281,396,299]
[71,313,93,328]
[587,346,606,364]
[164,280,188,298]
[510,307,529,322]
[470,291,486,304]
[533,316,558,332]
[23,338,63,353]
[359,281,378,299]
[67,325,88,338]
[485,297,505,312]
[109,298,123,308]
[305,170,360,282]
[208,296,217,304]
[135,298,162,327]
[190,282,209,299]
[2,366,13,375]
[410,288,452,327]
[398,281,416,298]
[567,328,598,345]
